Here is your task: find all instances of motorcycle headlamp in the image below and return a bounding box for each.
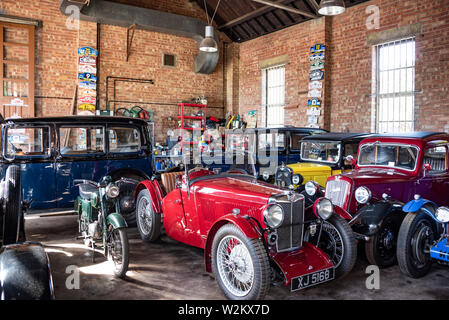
[263,204,284,229]
[313,198,334,220]
[355,187,371,204]
[305,181,320,196]
[106,183,120,199]
[435,207,449,223]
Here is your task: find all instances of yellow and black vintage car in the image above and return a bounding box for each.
[273,133,372,190]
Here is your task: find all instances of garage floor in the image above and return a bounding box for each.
[26,214,449,300]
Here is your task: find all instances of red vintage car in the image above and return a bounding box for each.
[134,158,356,300]
[315,132,449,269]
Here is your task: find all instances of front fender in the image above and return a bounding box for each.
[0,242,54,300]
[135,180,162,214]
[403,198,437,213]
[352,200,404,236]
[204,214,261,273]
[106,212,128,229]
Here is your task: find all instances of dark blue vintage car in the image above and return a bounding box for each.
[1,116,153,224]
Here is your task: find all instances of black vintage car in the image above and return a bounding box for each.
[0,165,54,300]
[273,132,372,190]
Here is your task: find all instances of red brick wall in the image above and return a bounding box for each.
[239,18,327,128]
[238,0,449,133]
[0,0,225,143]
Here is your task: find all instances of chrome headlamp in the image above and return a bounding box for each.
[313,198,334,220]
[292,174,302,185]
[263,204,284,229]
[435,207,449,223]
[355,186,371,204]
[262,171,270,181]
[106,183,120,199]
[305,181,320,196]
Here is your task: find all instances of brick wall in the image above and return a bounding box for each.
[238,0,449,133]
[0,0,226,143]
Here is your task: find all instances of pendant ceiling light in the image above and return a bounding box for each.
[199,0,221,53]
[318,0,346,16]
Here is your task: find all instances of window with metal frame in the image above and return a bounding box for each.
[376,38,416,133]
[262,65,285,128]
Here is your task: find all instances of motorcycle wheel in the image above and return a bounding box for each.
[2,165,22,245]
[107,227,129,279]
[304,215,357,279]
[397,211,436,278]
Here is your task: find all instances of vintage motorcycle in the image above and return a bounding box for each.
[74,176,132,278]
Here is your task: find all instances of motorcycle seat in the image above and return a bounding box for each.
[78,183,98,200]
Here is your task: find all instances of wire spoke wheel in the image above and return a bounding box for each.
[216,235,255,297]
[137,196,153,235]
[107,227,129,278]
[316,222,344,267]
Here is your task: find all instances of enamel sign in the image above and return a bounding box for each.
[309,81,323,90]
[308,99,321,107]
[78,103,95,112]
[78,47,98,57]
[78,64,97,74]
[78,73,97,82]
[79,81,96,90]
[307,107,321,116]
[310,70,324,81]
[308,89,322,98]
[310,52,325,61]
[310,43,326,53]
[310,60,325,71]
[79,96,97,105]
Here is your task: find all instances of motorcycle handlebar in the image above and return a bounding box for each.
[73,179,98,187]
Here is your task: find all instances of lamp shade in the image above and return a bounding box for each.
[199,26,218,53]
[318,0,346,16]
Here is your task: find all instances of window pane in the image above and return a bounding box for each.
[263,66,285,127]
[60,127,104,155]
[109,127,141,153]
[6,127,49,157]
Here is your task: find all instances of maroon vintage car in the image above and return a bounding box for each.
[133,158,356,300]
[317,132,449,268]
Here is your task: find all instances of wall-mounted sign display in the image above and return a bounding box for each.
[308,89,322,98]
[308,99,322,107]
[309,81,323,90]
[310,52,325,61]
[77,46,97,115]
[308,115,318,125]
[10,98,25,107]
[310,70,324,81]
[310,60,325,71]
[310,43,326,53]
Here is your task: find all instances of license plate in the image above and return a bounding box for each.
[291,268,335,291]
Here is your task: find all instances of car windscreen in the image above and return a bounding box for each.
[358,143,419,171]
[301,141,341,164]
[5,126,50,158]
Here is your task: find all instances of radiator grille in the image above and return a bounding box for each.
[275,195,304,252]
[325,179,351,209]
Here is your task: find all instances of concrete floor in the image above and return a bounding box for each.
[26,214,449,300]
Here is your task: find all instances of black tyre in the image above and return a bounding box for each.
[2,165,22,245]
[107,227,129,279]
[397,211,437,278]
[136,189,161,242]
[304,215,357,279]
[365,215,402,268]
[212,224,270,300]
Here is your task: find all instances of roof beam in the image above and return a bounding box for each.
[304,0,320,14]
[251,0,317,19]
[218,0,297,30]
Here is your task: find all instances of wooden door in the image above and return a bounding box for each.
[0,22,35,118]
